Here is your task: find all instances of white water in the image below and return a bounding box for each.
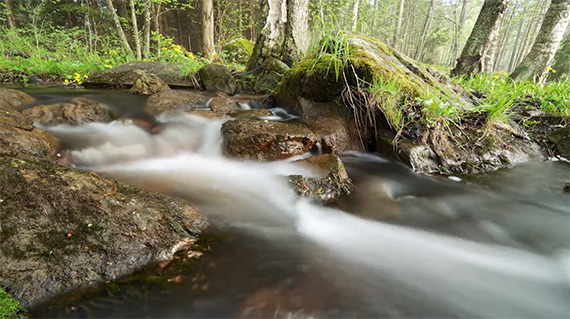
[44,112,570,318]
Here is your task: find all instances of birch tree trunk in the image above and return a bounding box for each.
[201,0,215,58]
[106,0,134,57]
[154,3,161,57]
[247,0,309,70]
[143,0,151,58]
[511,0,570,82]
[351,0,361,33]
[130,0,142,59]
[453,0,470,59]
[392,0,405,49]
[494,1,518,70]
[548,27,570,80]
[450,0,509,76]
[507,17,525,71]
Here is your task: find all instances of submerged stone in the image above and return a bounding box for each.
[22,98,114,126]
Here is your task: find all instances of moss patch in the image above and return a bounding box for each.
[0,288,23,319]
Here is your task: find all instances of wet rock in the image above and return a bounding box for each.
[86,61,199,88]
[0,107,59,157]
[221,119,318,160]
[0,88,35,109]
[221,36,253,64]
[231,94,275,109]
[254,58,290,93]
[0,152,206,307]
[199,64,236,95]
[129,70,170,95]
[289,154,353,205]
[146,90,211,115]
[186,110,228,120]
[548,126,570,159]
[208,97,240,113]
[22,98,114,126]
[302,114,350,153]
[230,109,273,118]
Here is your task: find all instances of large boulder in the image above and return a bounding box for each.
[221,119,319,160]
[146,90,212,115]
[22,98,114,126]
[289,154,353,205]
[198,64,236,95]
[0,88,35,109]
[86,61,199,88]
[0,107,59,157]
[0,152,206,307]
[277,36,543,174]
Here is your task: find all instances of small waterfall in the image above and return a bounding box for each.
[43,112,570,318]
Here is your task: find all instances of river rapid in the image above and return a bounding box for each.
[21,88,570,318]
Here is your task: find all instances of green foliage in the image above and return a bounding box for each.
[459,73,570,120]
[0,287,23,319]
[369,77,405,130]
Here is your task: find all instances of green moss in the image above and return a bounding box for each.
[0,287,23,319]
[279,53,345,102]
[222,37,254,64]
[348,46,425,97]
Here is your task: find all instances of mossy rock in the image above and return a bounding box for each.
[254,58,290,93]
[198,64,237,95]
[22,98,114,126]
[129,70,170,95]
[0,88,35,110]
[548,126,570,158]
[222,36,254,64]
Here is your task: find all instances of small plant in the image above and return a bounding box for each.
[0,287,23,319]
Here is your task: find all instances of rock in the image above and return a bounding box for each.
[254,58,290,93]
[289,154,353,204]
[230,109,273,118]
[87,61,199,88]
[231,94,275,109]
[0,152,206,307]
[208,97,240,113]
[0,88,35,109]
[0,107,59,157]
[221,36,254,64]
[146,90,211,115]
[221,119,318,160]
[129,70,170,95]
[548,126,570,159]
[22,98,114,126]
[302,113,350,153]
[198,64,236,95]
[186,110,228,120]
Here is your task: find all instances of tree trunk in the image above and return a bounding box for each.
[351,0,360,33]
[451,0,509,77]
[106,0,134,57]
[247,0,309,70]
[392,0,405,49]
[4,0,17,28]
[143,0,151,58]
[507,17,525,72]
[130,0,142,59]
[515,0,548,67]
[154,3,161,57]
[511,0,570,82]
[202,0,215,58]
[415,0,435,60]
[453,0,470,60]
[548,26,570,80]
[494,1,518,71]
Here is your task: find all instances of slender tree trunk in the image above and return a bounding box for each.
[350,0,360,33]
[106,0,134,57]
[511,0,570,82]
[451,0,509,76]
[415,0,435,60]
[130,0,142,59]
[508,17,525,71]
[143,0,151,58]
[548,26,570,80]
[202,0,215,58]
[494,1,518,70]
[247,0,309,70]
[3,0,16,28]
[392,0,405,49]
[515,0,547,67]
[154,3,161,57]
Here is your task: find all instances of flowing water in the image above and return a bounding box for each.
[19,88,570,318]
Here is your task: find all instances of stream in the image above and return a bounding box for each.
[18,88,570,318]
